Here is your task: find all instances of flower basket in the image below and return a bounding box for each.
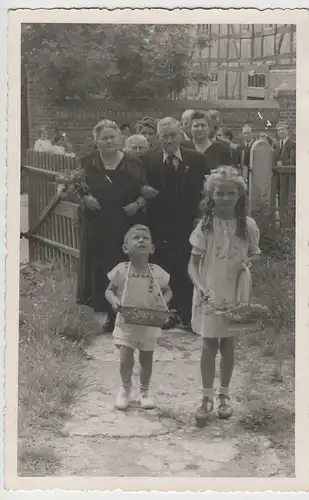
[214,302,270,320]
[120,306,173,328]
[120,263,173,328]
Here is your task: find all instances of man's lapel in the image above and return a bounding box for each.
[155,148,167,190]
[178,148,190,191]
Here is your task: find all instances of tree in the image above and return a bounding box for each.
[21,23,212,100]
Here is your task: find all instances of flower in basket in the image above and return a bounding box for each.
[55,167,91,198]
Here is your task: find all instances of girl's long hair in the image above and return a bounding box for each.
[200,166,248,240]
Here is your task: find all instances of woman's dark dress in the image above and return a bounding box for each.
[76,150,147,312]
[182,139,232,170]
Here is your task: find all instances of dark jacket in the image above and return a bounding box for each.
[76,150,147,312]
[140,146,209,247]
[239,139,256,169]
[182,138,232,171]
[273,137,296,166]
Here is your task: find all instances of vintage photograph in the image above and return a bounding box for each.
[16,19,296,481]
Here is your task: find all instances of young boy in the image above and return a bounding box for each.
[105,225,172,411]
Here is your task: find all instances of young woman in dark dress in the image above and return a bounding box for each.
[182,110,232,170]
[76,119,148,333]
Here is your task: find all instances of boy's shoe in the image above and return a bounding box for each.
[116,387,131,411]
[162,315,181,330]
[102,314,116,333]
[138,392,154,410]
[217,394,233,419]
[195,397,213,424]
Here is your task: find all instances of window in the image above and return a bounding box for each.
[247,73,266,88]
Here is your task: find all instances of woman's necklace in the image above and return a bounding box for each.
[100,151,124,183]
[100,151,123,170]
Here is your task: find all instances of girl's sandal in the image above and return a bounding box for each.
[217,394,233,419]
[195,397,214,427]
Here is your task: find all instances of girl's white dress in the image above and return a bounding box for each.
[190,216,261,338]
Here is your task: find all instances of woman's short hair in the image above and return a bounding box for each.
[53,131,66,144]
[136,117,157,133]
[92,119,120,142]
[190,110,212,128]
[221,127,234,141]
[120,123,131,132]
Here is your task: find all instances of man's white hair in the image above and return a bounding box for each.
[125,134,149,149]
[181,109,194,123]
[157,117,181,134]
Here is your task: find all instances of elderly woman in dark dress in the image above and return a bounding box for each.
[77,119,148,333]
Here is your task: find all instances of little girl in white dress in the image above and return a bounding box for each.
[188,166,261,425]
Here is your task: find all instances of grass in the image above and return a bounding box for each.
[235,220,295,473]
[18,261,98,476]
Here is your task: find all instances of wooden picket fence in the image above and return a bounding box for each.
[22,150,80,265]
[22,149,296,265]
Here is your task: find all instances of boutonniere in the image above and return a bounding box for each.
[185,165,190,173]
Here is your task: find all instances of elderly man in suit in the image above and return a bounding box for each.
[141,117,210,330]
[274,121,296,166]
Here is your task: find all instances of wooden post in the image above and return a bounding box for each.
[249,139,273,215]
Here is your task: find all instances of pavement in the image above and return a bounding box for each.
[53,328,287,477]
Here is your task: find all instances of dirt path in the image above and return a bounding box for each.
[42,327,291,477]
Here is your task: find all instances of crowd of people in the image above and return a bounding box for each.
[34,128,76,157]
[38,109,295,423]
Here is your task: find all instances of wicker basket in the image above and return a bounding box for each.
[120,263,172,327]
[120,306,173,328]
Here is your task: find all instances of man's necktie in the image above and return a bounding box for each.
[165,155,175,169]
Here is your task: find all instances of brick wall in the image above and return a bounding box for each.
[25,68,296,155]
[275,90,296,137]
[270,69,296,93]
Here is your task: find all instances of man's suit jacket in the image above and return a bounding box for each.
[141,146,209,248]
[273,137,296,166]
[240,139,255,169]
[182,139,232,171]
